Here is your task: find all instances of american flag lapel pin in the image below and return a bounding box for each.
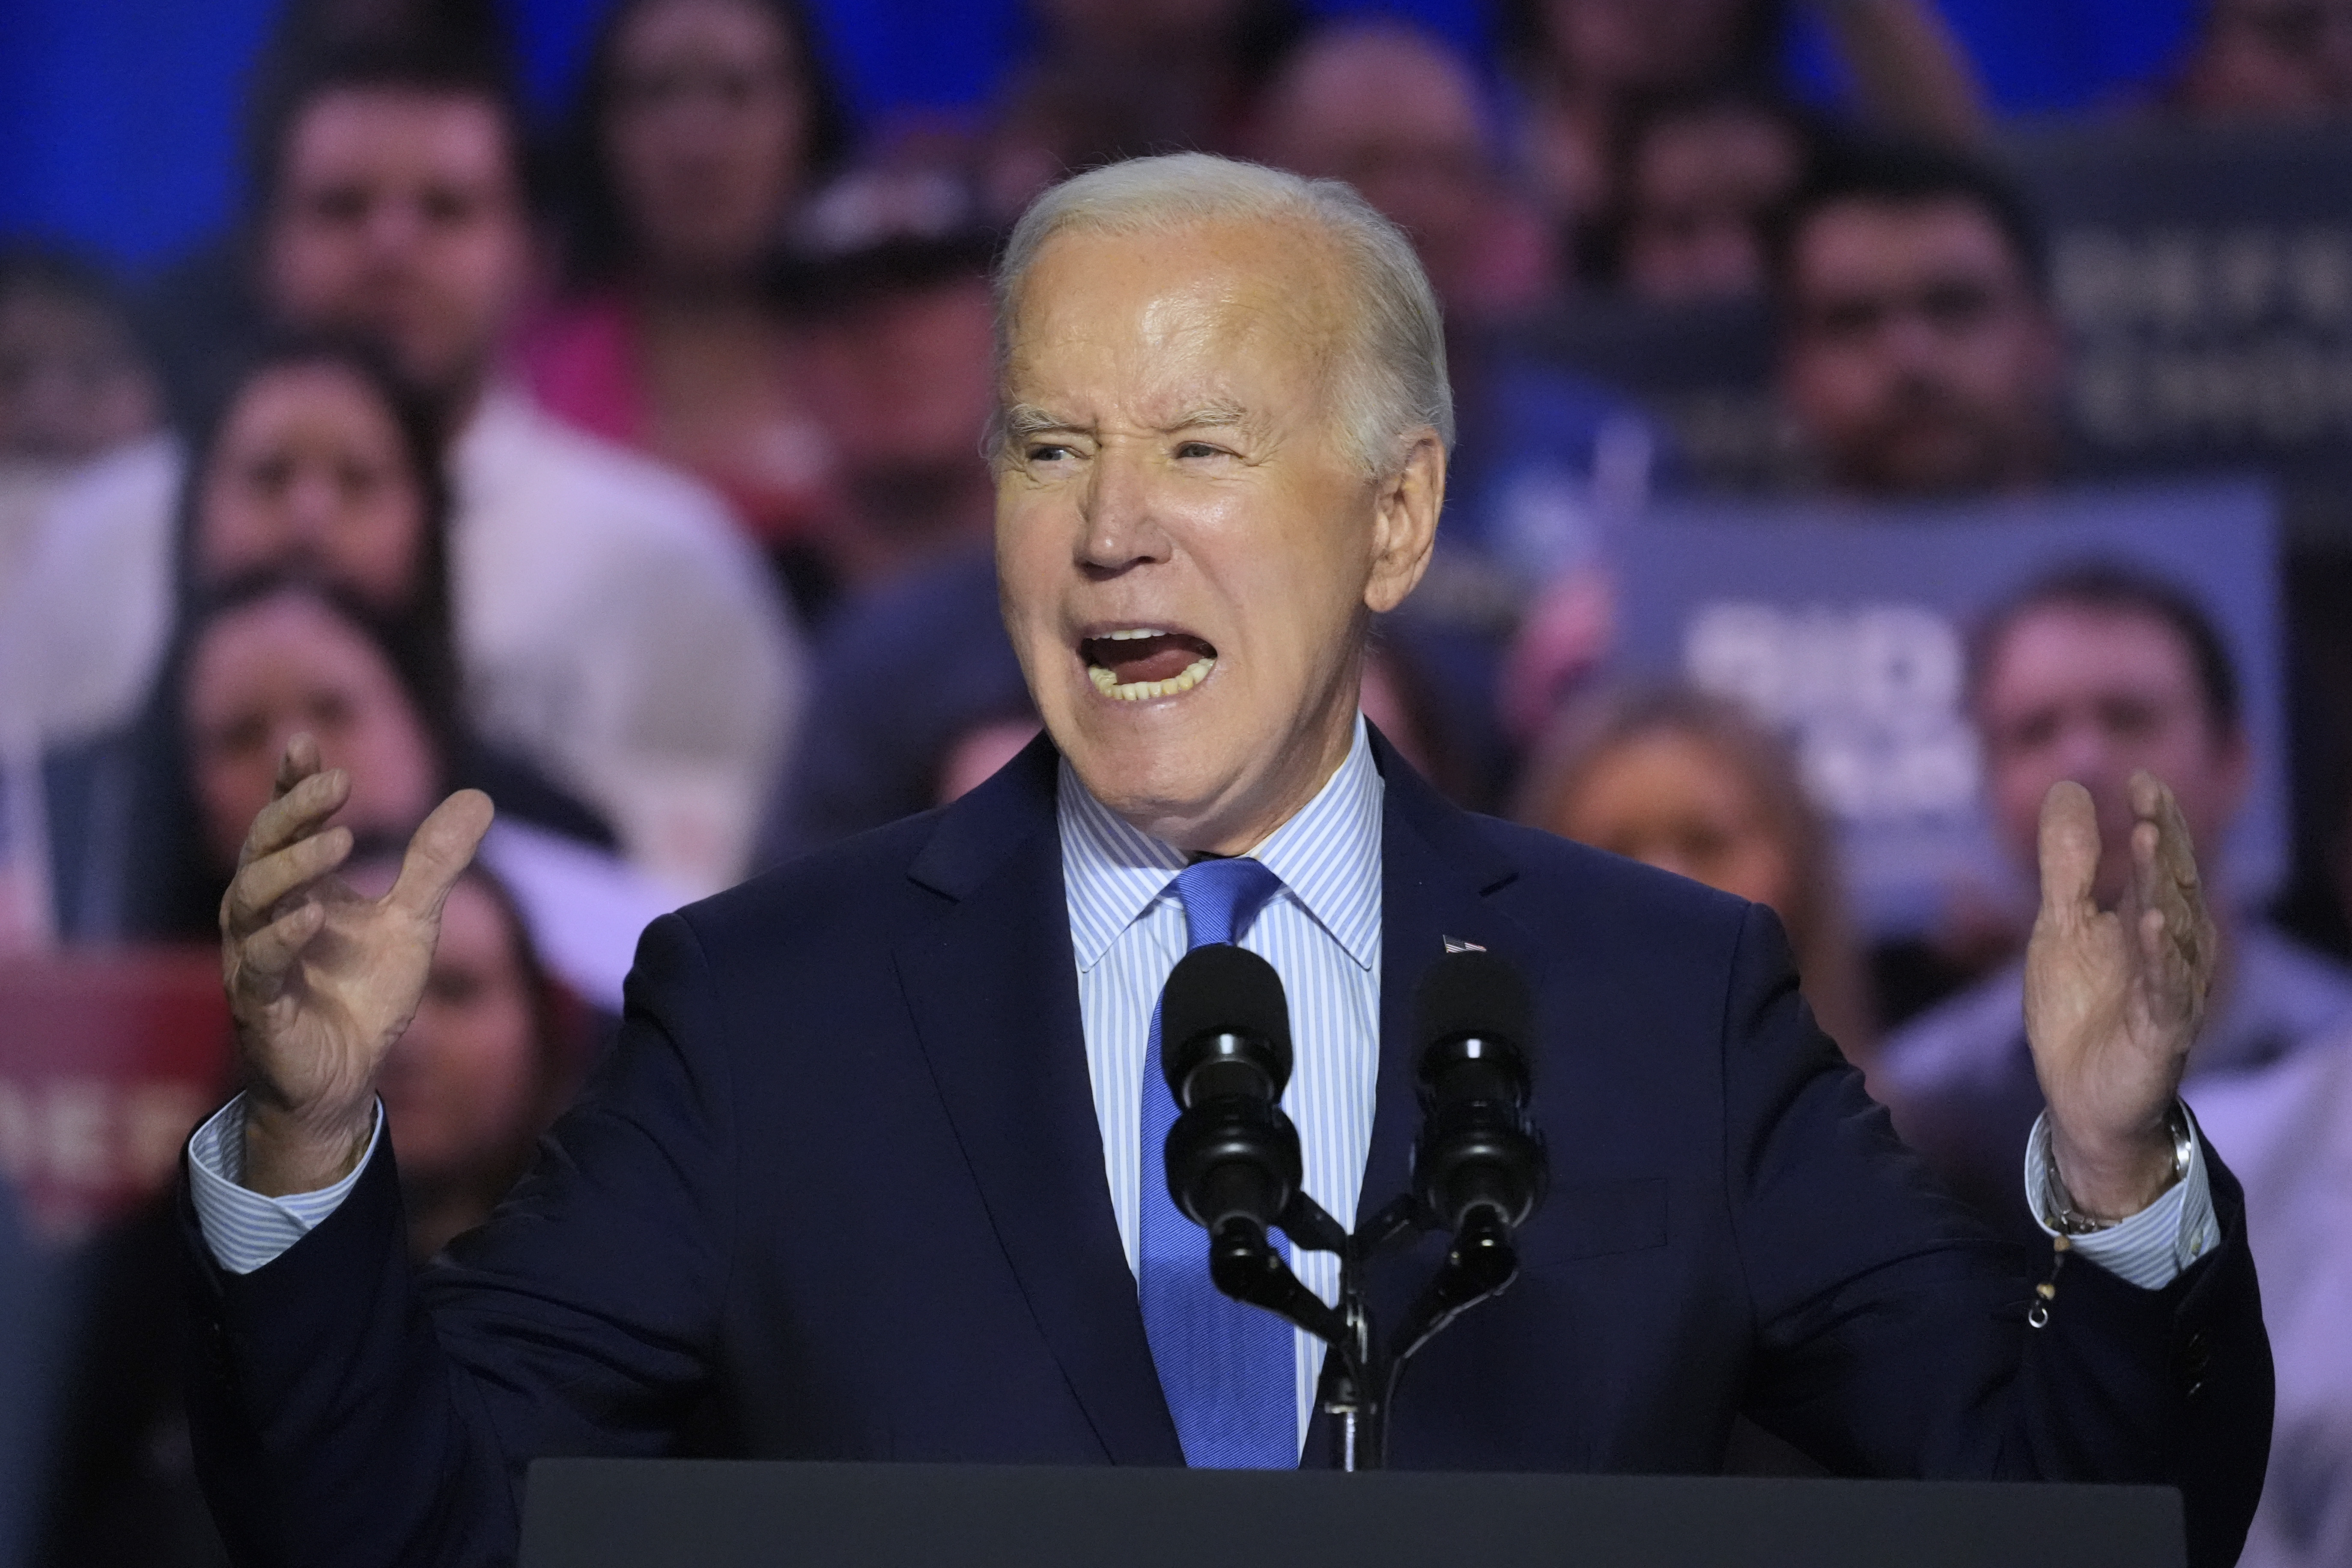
[1443,936,1486,954]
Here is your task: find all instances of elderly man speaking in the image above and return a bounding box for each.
[187,156,2267,1567]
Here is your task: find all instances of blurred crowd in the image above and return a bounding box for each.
[4,1,2352,1565]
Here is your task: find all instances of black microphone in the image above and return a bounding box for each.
[1410,950,1546,1236]
[1159,944,1302,1239]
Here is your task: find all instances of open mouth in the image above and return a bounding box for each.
[1081,628,1218,702]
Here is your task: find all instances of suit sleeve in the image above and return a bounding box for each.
[1717,903,2271,1568]
[181,911,738,1568]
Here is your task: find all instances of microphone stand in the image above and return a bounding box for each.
[1214,1187,1525,1471]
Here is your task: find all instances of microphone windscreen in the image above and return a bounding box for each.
[1161,944,1293,1091]
[1413,950,1534,1059]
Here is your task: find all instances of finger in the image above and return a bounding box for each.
[383,789,495,923]
[271,733,324,801]
[2131,772,2209,971]
[2036,780,2101,927]
[240,766,352,867]
[221,824,354,939]
[226,900,328,1008]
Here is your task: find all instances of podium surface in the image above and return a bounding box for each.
[520,1459,2184,1568]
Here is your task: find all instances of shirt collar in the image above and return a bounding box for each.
[1058,715,1384,973]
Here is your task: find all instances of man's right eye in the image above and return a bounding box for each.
[1025,443,1076,463]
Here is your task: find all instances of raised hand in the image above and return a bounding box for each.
[221,734,493,1196]
[2023,771,2216,1222]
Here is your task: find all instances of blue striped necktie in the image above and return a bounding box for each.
[1140,856,1294,1468]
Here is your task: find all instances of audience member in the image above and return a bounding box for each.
[786,165,1000,609]
[521,0,849,552]
[1611,91,1816,303]
[1516,683,1874,1062]
[32,335,461,921]
[0,248,160,595]
[1767,138,2067,497]
[1251,21,1554,319]
[757,543,1028,861]
[983,0,1306,219]
[1497,0,1982,272]
[17,33,805,893]
[2187,1037,2352,1568]
[343,844,597,1258]
[1878,563,2352,1251]
[45,575,668,1010]
[2170,0,2352,121]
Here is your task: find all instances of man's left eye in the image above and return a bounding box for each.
[1174,441,1226,459]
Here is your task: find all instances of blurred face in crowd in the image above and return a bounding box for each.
[263,89,530,401]
[1549,724,1796,912]
[0,280,159,463]
[605,0,811,283]
[1781,196,2063,496]
[995,218,1441,852]
[1620,104,1803,304]
[2182,0,2352,119]
[1976,604,2250,909]
[1255,30,1497,312]
[358,867,545,1192]
[808,271,998,540]
[1536,0,1756,93]
[185,591,440,870]
[196,361,426,609]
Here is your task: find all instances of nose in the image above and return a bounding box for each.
[284,468,340,536]
[361,194,427,264]
[1076,443,1172,574]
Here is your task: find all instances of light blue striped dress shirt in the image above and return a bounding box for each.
[1059,713,1385,1460]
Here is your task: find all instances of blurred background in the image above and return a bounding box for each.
[4,2,2352,1565]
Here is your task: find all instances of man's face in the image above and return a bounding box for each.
[994,220,1440,852]
[1976,605,2249,909]
[1781,197,2062,496]
[263,89,530,400]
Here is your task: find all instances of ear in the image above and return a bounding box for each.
[1363,429,1445,615]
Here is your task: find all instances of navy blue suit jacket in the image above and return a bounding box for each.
[181,734,2271,1567]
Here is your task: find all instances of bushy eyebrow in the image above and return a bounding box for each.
[1003,403,1079,440]
[1000,401,1251,441]
[1165,403,1247,432]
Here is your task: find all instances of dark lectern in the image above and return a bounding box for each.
[519,1460,2184,1568]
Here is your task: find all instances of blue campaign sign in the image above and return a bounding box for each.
[1612,480,2283,937]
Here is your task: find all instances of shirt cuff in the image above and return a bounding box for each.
[2021,1107,2218,1290]
[185,1093,383,1276]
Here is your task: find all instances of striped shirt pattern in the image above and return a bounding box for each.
[2023,1109,2217,1287]
[187,1097,384,1274]
[1060,714,1384,1460]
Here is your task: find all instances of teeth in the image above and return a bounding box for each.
[1088,655,1215,701]
[1100,628,1167,641]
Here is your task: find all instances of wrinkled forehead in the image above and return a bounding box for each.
[999,218,1353,416]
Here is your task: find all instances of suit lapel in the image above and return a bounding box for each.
[892,737,1182,1465]
[1358,731,1542,1227]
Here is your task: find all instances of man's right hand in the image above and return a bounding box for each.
[221,734,494,1197]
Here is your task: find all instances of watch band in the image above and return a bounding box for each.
[2041,1100,2194,1235]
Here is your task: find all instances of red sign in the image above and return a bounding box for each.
[0,947,233,1241]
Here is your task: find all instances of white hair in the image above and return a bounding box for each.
[990,152,1453,477]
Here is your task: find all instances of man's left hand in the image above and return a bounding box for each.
[2024,771,2216,1222]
